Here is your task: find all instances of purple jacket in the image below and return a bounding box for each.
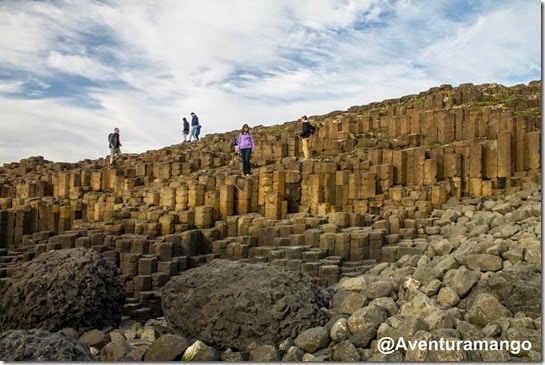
[237,132,255,150]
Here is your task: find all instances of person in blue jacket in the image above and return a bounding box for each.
[195,124,202,140]
[189,112,199,141]
[235,123,255,176]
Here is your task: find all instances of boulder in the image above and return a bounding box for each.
[282,346,305,361]
[421,279,442,296]
[464,262,541,318]
[294,327,330,353]
[330,318,352,342]
[143,334,190,361]
[488,224,519,239]
[123,345,149,361]
[0,329,92,361]
[347,305,387,334]
[399,289,441,319]
[382,315,428,342]
[337,276,367,291]
[221,348,247,361]
[339,292,366,314]
[139,327,160,342]
[332,340,360,361]
[161,259,329,350]
[100,332,131,361]
[424,310,457,331]
[79,329,110,350]
[464,254,503,271]
[465,293,513,328]
[362,279,393,299]
[430,239,454,255]
[0,248,125,332]
[182,340,220,361]
[443,266,479,298]
[411,254,458,286]
[468,224,490,238]
[437,287,461,306]
[491,202,513,215]
[456,321,484,341]
[249,344,281,361]
[368,297,399,317]
[502,246,524,264]
[347,327,376,348]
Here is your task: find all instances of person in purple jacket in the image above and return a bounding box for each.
[235,123,255,176]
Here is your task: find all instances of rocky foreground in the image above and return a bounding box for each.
[0,186,541,361]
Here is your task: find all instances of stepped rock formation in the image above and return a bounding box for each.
[0,80,541,324]
[12,185,534,361]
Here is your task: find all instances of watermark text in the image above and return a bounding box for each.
[378,337,532,355]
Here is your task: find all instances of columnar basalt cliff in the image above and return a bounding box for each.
[0,81,541,321]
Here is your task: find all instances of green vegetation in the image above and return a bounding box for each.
[267,125,286,137]
[426,141,441,148]
[467,93,519,112]
[410,96,427,105]
[513,108,541,118]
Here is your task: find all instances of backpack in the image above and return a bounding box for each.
[308,123,316,135]
[108,133,113,146]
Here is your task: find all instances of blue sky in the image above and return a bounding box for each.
[0,0,541,164]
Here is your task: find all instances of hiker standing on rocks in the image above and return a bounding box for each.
[182,117,190,142]
[235,124,255,177]
[108,127,122,166]
[298,115,316,160]
[189,112,199,141]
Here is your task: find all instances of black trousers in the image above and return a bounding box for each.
[239,148,252,175]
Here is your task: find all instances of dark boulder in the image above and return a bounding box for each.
[0,248,125,332]
[462,262,541,318]
[0,329,92,361]
[161,259,329,350]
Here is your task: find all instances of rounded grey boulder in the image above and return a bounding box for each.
[161,259,329,350]
[0,248,125,332]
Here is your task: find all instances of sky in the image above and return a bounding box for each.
[0,0,541,164]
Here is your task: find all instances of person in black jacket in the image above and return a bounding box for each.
[182,117,190,142]
[108,127,122,166]
[298,115,315,160]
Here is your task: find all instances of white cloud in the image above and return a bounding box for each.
[0,97,112,163]
[0,0,540,164]
[47,52,115,81]
[416,2,540,84]
[0,80,24,94]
